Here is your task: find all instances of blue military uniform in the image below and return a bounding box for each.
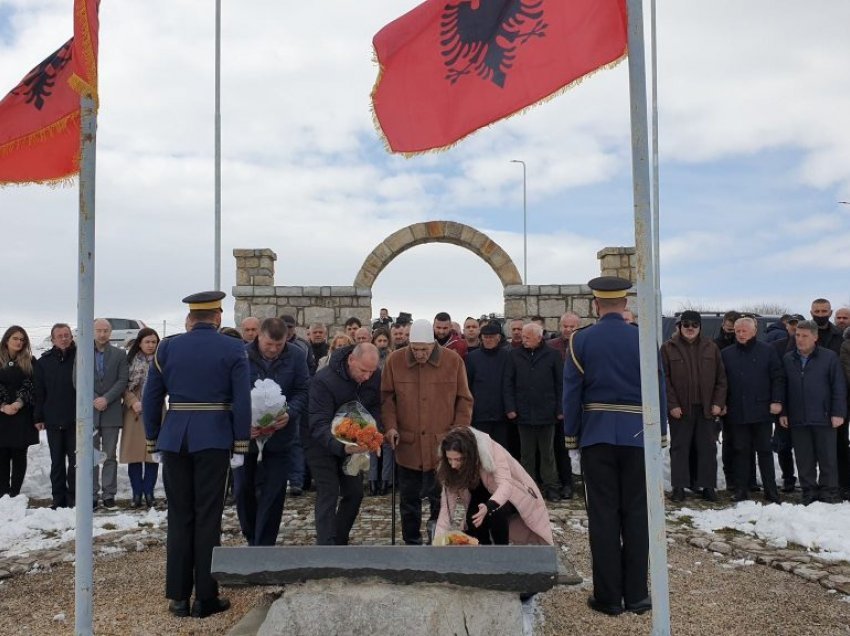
[142,291,250,619]
[561,277,667,617]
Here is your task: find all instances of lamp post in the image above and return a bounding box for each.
[510,159,527,283]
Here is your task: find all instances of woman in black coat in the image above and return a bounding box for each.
[0,326,39,498]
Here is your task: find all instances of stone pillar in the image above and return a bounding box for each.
[596,247,636,283]
[234,248,277,286]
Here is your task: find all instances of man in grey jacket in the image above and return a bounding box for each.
[89,319,129,508]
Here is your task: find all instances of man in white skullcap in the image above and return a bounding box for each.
[382,319,473,544]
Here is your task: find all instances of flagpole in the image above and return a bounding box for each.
[626,0,671,634]
[214,0,222,291]
[650,0,662,340]
[75,92,97,636]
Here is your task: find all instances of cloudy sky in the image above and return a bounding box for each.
[1,0,849,336]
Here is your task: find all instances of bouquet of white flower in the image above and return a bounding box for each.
[250,378,288,461]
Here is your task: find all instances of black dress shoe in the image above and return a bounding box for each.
[368,481,379,496]
[145,493,155,508]
[625,597,652,615]
[103,498,116,509]
[560,484,574,500]
[702,487,718,502]
[168,600,189,618]
[732,490,749,502]
[587,596,623,616]
[191,597,230,619]
[669,487,685,502]
[545,489,561,503]
[380,480,391,495]
[764,490,781,504]
[781,481,797,493]
[131,495,142,509]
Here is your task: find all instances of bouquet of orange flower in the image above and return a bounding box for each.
[331,401,382,476]
[433,530,480,546]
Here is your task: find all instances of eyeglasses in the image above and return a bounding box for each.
[680,321,700,329]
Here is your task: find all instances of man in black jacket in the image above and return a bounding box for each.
[504,322,564,502]
[721,317,784,503]
[780,320,847,504]
[306,343,381,545]
[34,324,77,509]
[466,322,512,454]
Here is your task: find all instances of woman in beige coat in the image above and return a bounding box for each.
[120,328,160,508]
[435,426,553,545]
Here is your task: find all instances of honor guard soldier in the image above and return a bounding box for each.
[143,291,251,619]
[563,276,667,617]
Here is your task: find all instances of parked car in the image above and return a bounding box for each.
[661,312,782,342]
[104,318,147,347]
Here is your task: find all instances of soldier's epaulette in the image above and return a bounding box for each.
[567,330,585,375]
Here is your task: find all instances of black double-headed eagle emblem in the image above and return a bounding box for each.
[440,0,548,88]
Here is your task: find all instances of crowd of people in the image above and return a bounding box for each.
[1,289,849,619]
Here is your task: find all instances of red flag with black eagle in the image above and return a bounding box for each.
[0,0,99,185]
[371,0,627,154]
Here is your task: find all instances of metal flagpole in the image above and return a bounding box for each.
[626,0,671,634]
[75,92,97,636]
[214,0,222,290]
[650,0,662,342]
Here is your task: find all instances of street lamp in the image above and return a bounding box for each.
[510,159,527,284]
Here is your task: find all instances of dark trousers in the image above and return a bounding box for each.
[473,420,509,452]
[287,421,305,489]
[162,448,229,602]
[47,426,76,506]
[0,447,27,497]
[518,424,559,491]
[722,419,756,490]
[234,448,293,546]
[792,426,838,499]
[127,462,159,498]
[553,422,573,489]
[733,421,777,497]
[582,444,648,607]
[464,481,514,545]
[307,450,364,545]
[835,421,849,494]
[397,464,440,545]
[772,422,796,486]
[670,406,717,489]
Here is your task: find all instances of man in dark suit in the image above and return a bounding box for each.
[143,291,251,619]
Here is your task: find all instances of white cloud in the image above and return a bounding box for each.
[2,0,850,330]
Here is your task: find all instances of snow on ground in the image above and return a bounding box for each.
[671,500,850,562]
[0,495,166,557]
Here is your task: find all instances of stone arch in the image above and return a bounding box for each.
[353,220,523,289]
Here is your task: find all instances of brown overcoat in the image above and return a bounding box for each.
[661,333,727,419]
[381,345,473,472]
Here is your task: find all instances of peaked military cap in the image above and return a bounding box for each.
[587,276,632,299]
[182,290,226,311]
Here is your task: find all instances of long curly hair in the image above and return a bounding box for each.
[436,427,482,491]
[0,326,34,377]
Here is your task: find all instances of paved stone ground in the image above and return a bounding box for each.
[2,486,850,634]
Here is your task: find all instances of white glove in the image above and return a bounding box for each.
[151,452,162,464]
[230,454,245,469]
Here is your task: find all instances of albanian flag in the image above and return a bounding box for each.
[0,0,99,185]
[371,0,628,154]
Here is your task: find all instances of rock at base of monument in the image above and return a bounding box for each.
[256,579,523,636]
[557,557,583,586]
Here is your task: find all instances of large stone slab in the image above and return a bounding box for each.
[256,579,522,636]
[212,545,557,593]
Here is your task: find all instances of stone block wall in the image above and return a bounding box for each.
[232,243,637,336]
[232,249,372,335]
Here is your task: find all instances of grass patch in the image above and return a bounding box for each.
[100,523,118,531]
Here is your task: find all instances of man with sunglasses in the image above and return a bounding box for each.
[661,311,727,503]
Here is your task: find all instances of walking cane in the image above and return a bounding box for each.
[391,457,397,545]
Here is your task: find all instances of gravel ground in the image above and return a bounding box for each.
[3,493,850,635]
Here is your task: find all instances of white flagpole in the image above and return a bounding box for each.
[626,0,671,634]
[214,0,222,291]
[75,92,97,636]
[650,0,662,340]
